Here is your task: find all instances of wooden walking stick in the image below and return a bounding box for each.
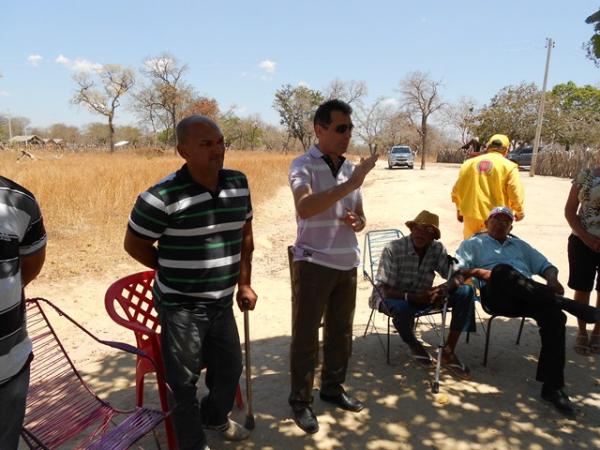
[242,300,255,429]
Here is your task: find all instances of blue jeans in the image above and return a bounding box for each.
[157,303,242,450]
[383,285,476,347]
[0,363,30,450]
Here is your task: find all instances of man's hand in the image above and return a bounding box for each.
[515,212,525,221]
[236,285,258,311]
[582,232,600,253]
[341,208,365,232]
[411,285,448,307]
[546,278,565,296]
[347,153,378,190]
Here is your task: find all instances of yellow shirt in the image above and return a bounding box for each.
[451,151,524,221]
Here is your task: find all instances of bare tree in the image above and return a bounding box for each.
[398,71,445,169]
[72,64,135,152]
[442,96,478,144]
[325,79,368,105]
[134,53,194,146]
[354,97,396,154]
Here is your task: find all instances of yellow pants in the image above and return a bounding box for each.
[463,216,486,239]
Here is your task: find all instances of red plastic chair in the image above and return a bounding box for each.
[104,270,244,450]
[22,297,165,449]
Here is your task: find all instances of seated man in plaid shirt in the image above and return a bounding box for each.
[372,210,476,372]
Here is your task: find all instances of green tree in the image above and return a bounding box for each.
[473,82,540,145]
[48,123,81,145]
[585,8,600,66]
[273,84,324,152]
[546,81,600,149]
[72,64,135,152]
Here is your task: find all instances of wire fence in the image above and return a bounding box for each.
[437,144,600,179]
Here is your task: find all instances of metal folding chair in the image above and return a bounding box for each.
[22,297,165,450]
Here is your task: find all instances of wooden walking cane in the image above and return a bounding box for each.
[242,300,255,429]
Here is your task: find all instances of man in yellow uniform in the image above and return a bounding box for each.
[451,134,525,239]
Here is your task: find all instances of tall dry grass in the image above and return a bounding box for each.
[0,149,295,281]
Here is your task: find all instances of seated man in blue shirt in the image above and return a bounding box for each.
[373,210,476,372]
[456,206,600,418]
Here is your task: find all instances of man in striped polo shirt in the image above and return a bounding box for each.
[288,99,378,434]
[0,176,47,450]
[124,115,257,450]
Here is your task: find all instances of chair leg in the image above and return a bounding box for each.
[363,308,376,337]
[515,317,526,345]
[135,365,145,407]
[484,317,496,367]
[156,374,177,450]
[466,331,470,344]
[387,316,391,365]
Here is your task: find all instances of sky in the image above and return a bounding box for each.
[1,0,599,131]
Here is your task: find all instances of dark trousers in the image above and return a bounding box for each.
[289,261,357,409]
[481,264,566,389]
[0,363,30,450]
[157,303,242,450]
[383,284,476,347]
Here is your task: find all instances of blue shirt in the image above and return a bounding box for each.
[456,233,554,281]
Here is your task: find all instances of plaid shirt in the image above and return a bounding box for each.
[375,236,451,293]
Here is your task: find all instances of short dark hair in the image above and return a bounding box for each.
[176,115,219,145]
[314,99,352,127]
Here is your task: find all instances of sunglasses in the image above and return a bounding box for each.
[321,123,354,134]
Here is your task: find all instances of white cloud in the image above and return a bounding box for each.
[382,97,399,107]
[0,90,9,96]
[258,59,276,74]
[55,54,70,65]
[27,54,43,67]
[71,58,102,73]
[54,54,102,73]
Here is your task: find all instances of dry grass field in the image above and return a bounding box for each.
[0,149,295,282]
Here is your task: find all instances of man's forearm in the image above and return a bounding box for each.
[542,266,559,282]
[124,231,158,269]
[238,222,254,286]
[296,181,356,219]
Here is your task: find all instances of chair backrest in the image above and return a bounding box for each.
[104,270,160,351]
[363,229,404,280]
[23,299,116,449]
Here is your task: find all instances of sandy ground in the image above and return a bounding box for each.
[24,161,600,450]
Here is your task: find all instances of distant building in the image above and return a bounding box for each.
[42,138,65,148]
[9,135,44,146]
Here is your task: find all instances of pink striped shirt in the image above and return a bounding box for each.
[289,145,362,270]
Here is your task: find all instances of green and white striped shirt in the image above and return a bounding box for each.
[128,165,252,308]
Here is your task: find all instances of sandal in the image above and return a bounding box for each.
[410,342,433,366]
[441,351,470,375]
[574,333,590,355]
[589,333,600,354]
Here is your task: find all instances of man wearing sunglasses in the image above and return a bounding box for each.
[288,99,378,434]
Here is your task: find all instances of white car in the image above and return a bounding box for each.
[387,145,414,169]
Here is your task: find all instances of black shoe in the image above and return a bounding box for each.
[319,392,364,412]
[541,386,577,418]
[292,407,319,434]
[556,296,600,323]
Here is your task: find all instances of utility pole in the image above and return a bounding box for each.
[7,110,12,140]
[530,37,554,177]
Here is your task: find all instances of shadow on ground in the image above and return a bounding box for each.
[37,308,600,450]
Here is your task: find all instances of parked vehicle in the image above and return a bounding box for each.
[388,145,414,169]
[507,145,543,169]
